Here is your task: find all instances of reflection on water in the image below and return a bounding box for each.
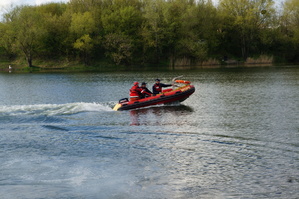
[129,105,194,126]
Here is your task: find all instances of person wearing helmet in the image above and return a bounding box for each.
[129,81,152,101]
[140,82,153,99]
[152,79,172,95]
[129,82,142,101]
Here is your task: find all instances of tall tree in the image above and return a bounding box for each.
[0,22,15,59]
[70,11,96,64]
[104,33,133,65]
[162,0,186,67]
[177,0,219,63]
[101,0,143,65]
[218,0,275,60]
[36,3,69,59]
[141,0,166,64]
[9,6,46,67]
[279,0,299,62]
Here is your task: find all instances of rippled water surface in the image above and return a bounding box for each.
[0,67,298,198]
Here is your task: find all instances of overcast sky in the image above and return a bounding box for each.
[0,0,68,7]
[0,0,67,15]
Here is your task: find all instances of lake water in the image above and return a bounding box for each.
[0,67,298,199]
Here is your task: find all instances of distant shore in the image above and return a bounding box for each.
[0,60,297,73]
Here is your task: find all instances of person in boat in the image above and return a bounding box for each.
[140,82,153,98]
[129,81,152,101]
[152,79,172,95]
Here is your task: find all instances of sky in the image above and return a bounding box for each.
[0,0,69,16]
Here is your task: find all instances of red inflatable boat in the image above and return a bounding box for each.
[113,79,195,111]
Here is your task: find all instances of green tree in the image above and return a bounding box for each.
[279,0,299,62]
[177,1,219,63]
[218,0,275,60]
[101,0,142,35]
[103,33,133,65]
[162,0,185,67]
[101,1,143,65]
[141,0,166,64]
[70,11,97,64]
[0,0,297,68]
[0,22,15,59]
[10,6,47,67]
[36,3,70,59]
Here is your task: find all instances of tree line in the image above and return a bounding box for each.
[0,0,298,68]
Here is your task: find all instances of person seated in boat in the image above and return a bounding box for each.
[152,79,172,95]
[140,82,153,98]
[129,81,152,101]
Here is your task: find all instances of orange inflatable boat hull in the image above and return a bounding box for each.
[113,84,195,111]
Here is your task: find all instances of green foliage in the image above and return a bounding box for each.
[70,12,95,36]
[101,4,143,37]
[37,3,70,59]
[218,0,276,59]
[70,11,100,64]
[74,34,93,50]
[104,33,133,65]
[0,0,298,67]
[10,6,47,67]
[280,0,299,62]
[0,22,15,59]
[141,0,168,63]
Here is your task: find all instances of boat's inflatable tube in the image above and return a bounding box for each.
[175,80,191,84]
[113,84,195,111]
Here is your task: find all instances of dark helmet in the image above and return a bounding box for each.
[141,82,147,85]
[155,79,160,82]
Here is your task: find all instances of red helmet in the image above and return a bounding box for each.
[134,81,139,85]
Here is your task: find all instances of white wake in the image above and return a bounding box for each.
[0,102,114,116]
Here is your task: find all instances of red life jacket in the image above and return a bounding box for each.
[153,83,162,94]
[130,85,142,98]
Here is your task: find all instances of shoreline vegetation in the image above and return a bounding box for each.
[0,0,299,72]
[1,56,296,73]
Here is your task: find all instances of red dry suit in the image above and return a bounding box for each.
[130,85,152,101]
[130,85,142,99]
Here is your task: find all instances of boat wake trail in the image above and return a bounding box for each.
[0,102,114,116]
